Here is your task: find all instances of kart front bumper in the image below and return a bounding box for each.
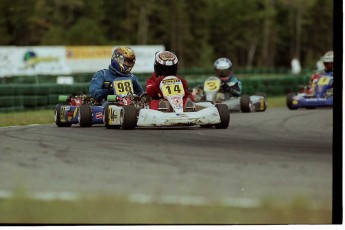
[291,96,333,108]
[137,106,221,127]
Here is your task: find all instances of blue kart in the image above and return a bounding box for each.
[54,77,141,127]
[54,94,104,127]
[286,74,333,110]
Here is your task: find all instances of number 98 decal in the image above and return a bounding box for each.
[113,79,134,94]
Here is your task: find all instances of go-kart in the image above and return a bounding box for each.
[104,76,230,129]
[192,76,267,113]
[286,74,333,110]
[54,93,103,127]
[54,77,140,127]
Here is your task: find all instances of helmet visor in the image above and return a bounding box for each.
[115,55,135,68]
[215,69,232,78]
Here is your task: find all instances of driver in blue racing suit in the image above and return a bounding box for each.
[305,50,333,95]
[89,46,144,103]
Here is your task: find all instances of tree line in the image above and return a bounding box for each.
[0,0,333,70]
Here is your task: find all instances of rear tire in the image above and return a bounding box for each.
[215,104,230,129]
[254,92,268,112]
[54,104,72,127]
[286,93,297,110]
[240,95,252,113]
[79,104,93,127]
[121,105,137,130]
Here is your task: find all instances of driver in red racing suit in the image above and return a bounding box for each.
[146,51,191,110]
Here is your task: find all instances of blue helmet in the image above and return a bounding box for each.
[110,46,136,75]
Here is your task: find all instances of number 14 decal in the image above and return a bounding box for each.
[163,84,185,96]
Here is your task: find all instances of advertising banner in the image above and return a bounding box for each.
[0,45,165,77]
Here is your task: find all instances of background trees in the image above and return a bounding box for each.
[0,0,333,70]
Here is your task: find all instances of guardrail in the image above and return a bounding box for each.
[0,75,310,112]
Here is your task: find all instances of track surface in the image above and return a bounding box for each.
[0,108,333,207]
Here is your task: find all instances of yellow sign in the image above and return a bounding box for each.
[204,80,220,91]
[161,81,185,96]
[66,46,113,59]
[113,79,134,95]
[317,76,331,86]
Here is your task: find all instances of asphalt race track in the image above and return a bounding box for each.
[0,108,333,208]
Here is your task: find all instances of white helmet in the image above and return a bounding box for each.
[322,51,333,63]
[214,58,233,77]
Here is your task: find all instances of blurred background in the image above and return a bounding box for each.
[0,0,334,111]
[0,0,333,69]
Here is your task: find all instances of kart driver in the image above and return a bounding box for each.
[214,57,242,98]
[146,50,192,110]
[89,46,144,103]
[190,57,242,102]
[306,50,333,95]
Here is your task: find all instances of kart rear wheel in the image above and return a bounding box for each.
[121,105,137,130]
[215,104,230,129]
[240,95,252,113]
[286,93,297,110]
[104,103,121,129]
[79,104,92,127]
[254,92,268,112]
[54,104,72,127]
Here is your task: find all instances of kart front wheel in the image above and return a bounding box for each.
[240,95,252,113]
[79,104,93,127]
[54,104,72,127]
[215,104,230,129]
[104,103,121,129]
[121,105,137,130]
[286,93,297,110]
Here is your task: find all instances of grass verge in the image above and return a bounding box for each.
[0,193,331,224]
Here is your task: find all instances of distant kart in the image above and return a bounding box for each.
[54,77,140,127]
[286,74,333,110]
[193,76,267,113]
[104,76,230,129]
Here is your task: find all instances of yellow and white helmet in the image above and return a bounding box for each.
[322,51,333,63]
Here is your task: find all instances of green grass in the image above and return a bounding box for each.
[0,97,286,127]
[0,109,55,127]
[0,193,331,224]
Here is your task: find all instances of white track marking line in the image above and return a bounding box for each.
[0,190,261,208]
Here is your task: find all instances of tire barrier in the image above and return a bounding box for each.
[0,76,310,112]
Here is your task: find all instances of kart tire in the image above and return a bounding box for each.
[215,104,230,129]
[104,103,121,129]
[240,95,252,113]
[286,93,297,110]
[254,92,268,112]
[79,104,92,127]
[54,104,72,127]
[121,105,137,130]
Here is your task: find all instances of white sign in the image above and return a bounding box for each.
[0,45,165,77]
